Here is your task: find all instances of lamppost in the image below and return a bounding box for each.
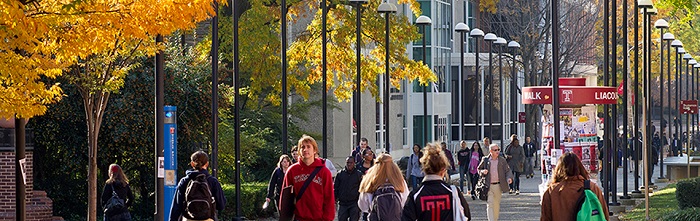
[483,33,498,139]
[508,41,521,137]
[416,15,431,145]
[689,59,696,152]
[471,29,485,138]
[637,1,652,216]
[655,19,669,181]
[378,2,397,152]
[322,0,328,157]
[495,37,507,147]
[455,22,470,142]
[351,0,367,146]
[645,7,657,190]
[672,40,683,149]
[656,30,675,180]
[678,47,686,149]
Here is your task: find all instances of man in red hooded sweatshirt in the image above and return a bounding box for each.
[281,135,336,221]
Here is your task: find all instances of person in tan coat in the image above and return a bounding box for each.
[477,144,513,221]
[541,152,610,221]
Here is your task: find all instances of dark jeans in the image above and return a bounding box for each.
[509,172,521,191]
[469,173,479,195]
[410,175,423,190]
[338,203,360,221]
[104,212,131,221]
[459,164,469,191]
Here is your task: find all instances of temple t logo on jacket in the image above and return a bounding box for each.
[293,174,323,185]
[420,194,451,221]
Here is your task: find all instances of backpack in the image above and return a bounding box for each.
[103,184,125,216]
[184,174,215,220]
[368,183,402,221]
[575,180,606,221]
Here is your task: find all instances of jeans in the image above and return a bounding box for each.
[410,175,423,190]
[524,157,535,175]
[469,173,479,195]
[459,164,469,191]
[509,172,521,191]
[338,203,360,221]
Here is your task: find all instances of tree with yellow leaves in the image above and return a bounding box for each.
[2,0,216,220]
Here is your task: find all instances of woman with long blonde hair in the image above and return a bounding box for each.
[101,164,134,221]
[358,153,409,220]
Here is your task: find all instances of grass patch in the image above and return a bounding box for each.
[619,183,678,221]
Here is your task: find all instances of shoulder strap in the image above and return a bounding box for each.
[296,166,323,200]
[583,179,590,190]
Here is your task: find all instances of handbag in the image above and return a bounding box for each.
[451,185,469,221]
[475,176,489,201]
[278,166,323,221]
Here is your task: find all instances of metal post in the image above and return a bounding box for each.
[498,44,504,147]
[552,0,561,150]
[232,0,242,215]
[282,0,288,154]
[489,42,494,139]
[422,25,428,145]
[676,47,681,157]
[354,2,363,146]
[473,33,482,139]
[322,0,328,158]
[611,0,619,204]
[459,31,464,142]
[621,0,630,199]
[658,26,665,180]
[511,46,518,136]
[211,1,219,178]
[155,34,164,221]
[15,118,25,221]
[602,0,610,203]
[632,0,640,194]
[383,11,390,153]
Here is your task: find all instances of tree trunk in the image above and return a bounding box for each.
[82,90,109,221]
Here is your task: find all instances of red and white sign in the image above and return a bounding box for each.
[680,100,698,114]
[521,86,618,105]
[518,112,526,123]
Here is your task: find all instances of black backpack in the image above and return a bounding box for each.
[104,183,125,216]
[368,183,402,221]
[184,174,215,220]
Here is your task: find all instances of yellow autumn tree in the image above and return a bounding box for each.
[2,0,216,220]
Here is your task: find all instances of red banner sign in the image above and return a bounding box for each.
[681,100,698,114]
[518,112,526,123]
[522,86,618,105]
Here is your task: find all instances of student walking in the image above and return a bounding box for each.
[401,142,471,221]
[335,156,363,221]
[169,151,226,221]
[504,135,525,194]
[457,140,470,192]
[281,135,335,221]
[358,153,409,221]
[540,152,609,221]
[478,144,513,221]
[468,141,485,200]
[265,155,292,213]
[358,148,375,175]
[523,136,537,178]
[101,164,134,221]
[406,144,424,189]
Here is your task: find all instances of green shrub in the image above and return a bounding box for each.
[677,177,700,209]
[220,183,274,220]
[661,207,700,221]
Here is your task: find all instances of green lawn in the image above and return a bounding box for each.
[619,183,678,221]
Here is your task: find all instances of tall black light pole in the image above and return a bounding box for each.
[508,41,521,136]
[638,2,653,216]
[379,2,397,152]
[155,34,164,221]
[683,53,692,158]
[456,23,470,142]
[351,0,368,145]
[611,0,619,204]
[602,0,609,203]
[621,0,630,199]
[690,60,698,153]
[495,37,507,147]
[656,20,670,181]
[471,29,485,138]
[632,0,641,195]
[416,15,431,145]
[232,0,241,215]
[672,40,683,155]
[646,7,657,189]
[322,0,328,157]
[281,0,288,154]
[483,33,497,139]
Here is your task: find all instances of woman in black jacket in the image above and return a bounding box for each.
[401,142,470,221]
[101,164,134,221]
[266,154,292,210]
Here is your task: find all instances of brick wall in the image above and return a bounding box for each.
[0,151,62,221]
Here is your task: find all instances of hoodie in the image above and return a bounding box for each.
[281,158,336,221]
[169,169,226,221]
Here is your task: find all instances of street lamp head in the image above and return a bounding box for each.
[647,7,658,15]
[663,33,675,41]
[637,0,653,8]
[495,37,507,45]
[683,53,692,60]
[415,15,431,25]
[695,63,700,69]
[455,22,469,33]
[678,47,686,54]
[470,28,485,37]
[689,59,697,65]
[671,39,683,47]
[508,41,521,49]
[377,2,397,13]
[655,19,669,28]
[483,33,497,42]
